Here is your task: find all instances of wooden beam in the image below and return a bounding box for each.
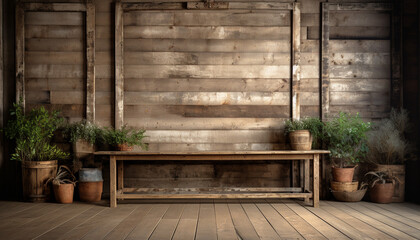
[115,2,124,129]
[110,156,117,208]
[117,192,313,199]
[15,2,24,105]
[313,154,320,207]
[391,0,402,108]
[291,2,301,120]
[186,2,229,10]
[123,187,303,193]
[321,3,330,120]
[328,3,392,11]
[122,2,184,11]
[86,3,95,122]
[23,3,87,12]
[114,154,315,161]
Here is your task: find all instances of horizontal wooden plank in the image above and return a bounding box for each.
[26,91,50,104]
[330,79,390,92]
[328,3,392,11]
[329,40,390,53]
[328,105,390,119]
[330,65,390,78]
[50,91,110,105]
[142,143,287,152]
[124,65,290,79]
[123,78,289,92]
[308,26,390,40]
[124,105,290,118]
[25,25,83,39]
[25,78,84,91]
[330,92,390,105]
[124,26,290,40]
[123,187,302,193]
[117,193,311,199]
[24,12,83,25]
[125,117,286,130]
[25,52,84,65]
[26,39,83,51]
[330,52,390,65]
[329,12,390,27]
[122,2,184,11]
[23,3,86,12]
[26,64,85,78]
[26,103,84,118]
[123,11,290,26]
[228,2,293,10]
[300,92,319,106]
[124,92,290,105]
[124,39,291,53]
[300,65,319,78]
[124,52,291,65]
[142,130,283,144]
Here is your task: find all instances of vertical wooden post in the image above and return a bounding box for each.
[391,0,402,109]
[304,159,310,204]
[15,2,25,106]
[321,3,330,121]
[291,2,301,121]
[86,2,96,122]
[115,2,124,129]
[313,154,319,208]
[110,156,117,208]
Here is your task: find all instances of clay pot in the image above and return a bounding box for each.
[370,183,395,204]
[53,183,74,204]
[331,181,358,192]
[79,181,103,202]
[332,166,356,182]
[289,130,312,150]
[117,143,133,151]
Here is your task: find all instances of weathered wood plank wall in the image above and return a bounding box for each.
[10,0,400,194]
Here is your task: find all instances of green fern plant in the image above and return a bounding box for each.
[103,125,148,149]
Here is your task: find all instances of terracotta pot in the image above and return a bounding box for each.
[332,166,356,182]
[79,181,103,202]
[331,181,358,192]
[289,130,312,150]
[370,183,394,204]
[117,143,133,151]
[374,164,405,202]
[53,183,74,204]
[22,160,58,202]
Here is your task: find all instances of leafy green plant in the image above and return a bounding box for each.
[284,117,324,148]
[323,112,371,167]
[103,125,148,149]
[64,120,102,144]
[47,165,76,186]
[3,102,69,161]
[365,171,400,188]
[367,109,410,165]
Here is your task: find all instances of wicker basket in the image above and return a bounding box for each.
[331,181,358,192]
[332,188,367,202]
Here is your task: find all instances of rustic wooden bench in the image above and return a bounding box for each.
[94,150,330,208]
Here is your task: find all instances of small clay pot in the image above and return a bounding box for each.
[53,183,74,204]
[117,143,133,151]
[332,166,356,182]
[79,181,103,202]
[370,183,394,204]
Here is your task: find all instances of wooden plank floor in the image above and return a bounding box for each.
[0,200,419,240]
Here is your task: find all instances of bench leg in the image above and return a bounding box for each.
[304,159,310,204]
[313,154,319,208]
[118,161,124,190]
[110,156,117,208]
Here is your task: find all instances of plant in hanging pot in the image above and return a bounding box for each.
[63,120,102,170]
[323,112,371,184]
[47,166,76,204]
[2,102,69,202]
[366,108,411,202]
[102,125,148,151]
[284,117,323,150]
[365,171,400,204]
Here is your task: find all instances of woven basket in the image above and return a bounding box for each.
[331,181,358,192]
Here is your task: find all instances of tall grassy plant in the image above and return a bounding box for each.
[64,120,102,144]
[3,102,68,161]
[324,112,370,167]
[103,125,148,149]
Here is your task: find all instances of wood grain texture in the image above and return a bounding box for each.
[16,3,25,104]
[86,3,95,122]
[115,2,124,129]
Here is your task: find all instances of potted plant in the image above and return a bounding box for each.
[366,109,410,202]
[365,171,400,204]
[3,102,69,202]
[63,120,102,170]
[47,166,76,204]
[103,125,148,151]
[284,117,323,150]
[323,112,370,183]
